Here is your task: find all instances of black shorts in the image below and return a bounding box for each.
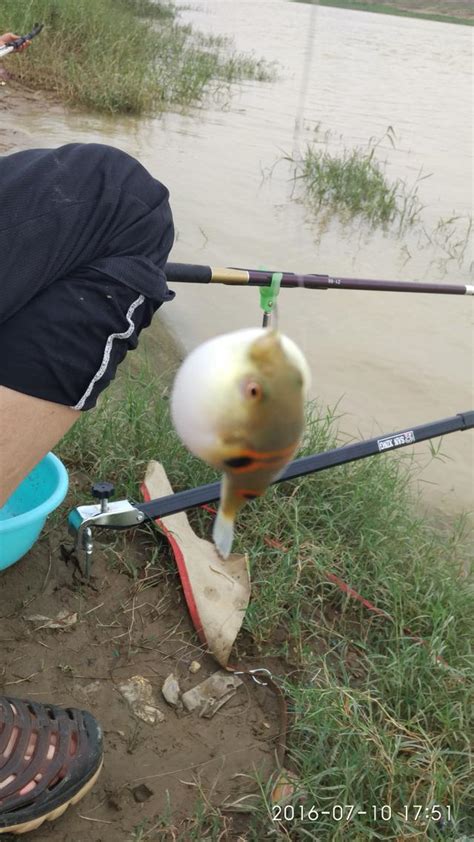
[0,268,160,411]
[0,143,175,409]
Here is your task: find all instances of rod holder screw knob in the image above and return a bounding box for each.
[91,482,115,514]
[91,481,115,501]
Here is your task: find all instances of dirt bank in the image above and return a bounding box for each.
[0,71,75,155]
[1,498,284,841]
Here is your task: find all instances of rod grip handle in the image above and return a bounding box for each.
[165,263,211,284]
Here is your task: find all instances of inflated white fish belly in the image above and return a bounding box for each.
[171,327,311,557]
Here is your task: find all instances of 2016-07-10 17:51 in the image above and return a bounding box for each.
[271,804,452,823]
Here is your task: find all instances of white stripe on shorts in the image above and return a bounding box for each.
[73,294,145,411]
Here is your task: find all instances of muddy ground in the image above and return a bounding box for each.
[0,77,50,153]
[1,510,284,841]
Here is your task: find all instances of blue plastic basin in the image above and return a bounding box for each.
[0,453,69,571]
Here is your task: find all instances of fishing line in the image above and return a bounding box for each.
[292,0,318,370]
[293,0,319,157]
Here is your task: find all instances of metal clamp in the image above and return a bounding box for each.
[68,484,146,577]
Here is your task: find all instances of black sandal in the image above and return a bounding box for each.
[0,696,103,835]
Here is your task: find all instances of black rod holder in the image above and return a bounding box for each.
[137,411,474,522]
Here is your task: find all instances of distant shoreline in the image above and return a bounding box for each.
[292,0,474,26]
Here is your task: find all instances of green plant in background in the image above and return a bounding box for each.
[287,127,425,231]
[284,125,473,269]
[291,0,474,27]
[300,143,398,224]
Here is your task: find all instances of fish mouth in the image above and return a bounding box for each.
[223,443,297,474]
[224,456,255,468]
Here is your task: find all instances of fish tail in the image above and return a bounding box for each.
[212,508,235,560]
[212,475,244,559]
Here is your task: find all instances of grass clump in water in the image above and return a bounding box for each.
[57,354,473,839]
[299,144,398,226]
[284,126,472,266]
[289,129,424,231]
[2,0,274,114]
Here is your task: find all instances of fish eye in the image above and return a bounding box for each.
[245,381,263,400]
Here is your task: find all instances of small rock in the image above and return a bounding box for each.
[161,673,181,707]
[189,660,201,673]
[82,681,101,698]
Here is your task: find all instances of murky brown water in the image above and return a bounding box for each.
[2,0,472,517]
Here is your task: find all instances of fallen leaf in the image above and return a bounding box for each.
[27,610,78,630]
[271,769,300,806]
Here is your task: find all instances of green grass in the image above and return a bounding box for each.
[292,0,474,27]
[285,127,473,265]
[57,353,474,840]
[287,130,425,231]
[422,214,474,273]
[2,0,273,114]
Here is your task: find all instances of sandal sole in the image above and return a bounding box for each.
[0,759,103,835]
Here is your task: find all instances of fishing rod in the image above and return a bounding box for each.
[68,410,474,574]
[165,262,474,296]
[0,23,43,59]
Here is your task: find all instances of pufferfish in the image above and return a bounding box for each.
[170,327,311,559]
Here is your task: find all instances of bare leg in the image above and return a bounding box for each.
[0,386,79,507]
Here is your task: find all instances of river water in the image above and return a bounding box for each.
[3,0,473,517]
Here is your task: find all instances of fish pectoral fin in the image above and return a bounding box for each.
[248,329,285,367]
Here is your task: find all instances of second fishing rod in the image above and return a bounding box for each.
[0,23,43,59]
